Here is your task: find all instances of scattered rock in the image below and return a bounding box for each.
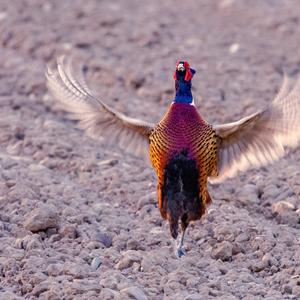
[46,263,63,277]
[292,286,300,298]
[38,291,60,300]
[99,288,121,299]
[123,250,143,263]
[229,43,240,54]
[278,211,299,225]
[86,241,102,249]
[211,241,233,261]
[100,270,126,290]
[15,234,42,250]
[0,291,23,300]
[32,281,49,297]
[59,225,78,239]
[237,184,259,204]
[219,0,235,9]
[137,192,157,210]
[272,201,299,225]
[272,201,295,214]
[94,232,113,248]
[126,239,145,250]
[263,184,281,200]
[98,159,118,167]
[272,201,296,214]
[48,234,61,243]
[46,227,58,238]
[126,72,146,89]
[24,205,60,232]
[249,260,267,272]
[232,242,245,255]
[91,257,102,270]
[184,294,204,300]
[213,224,235,242]
[261,253,277,267]
[120,286,148,300]
[282,284,293,294]
[116,257,133,270]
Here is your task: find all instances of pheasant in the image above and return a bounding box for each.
[46,58,300,257]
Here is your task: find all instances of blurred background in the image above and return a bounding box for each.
[0,1,300,299]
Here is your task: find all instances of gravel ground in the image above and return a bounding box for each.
[1,0,300,299]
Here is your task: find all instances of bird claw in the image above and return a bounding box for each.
[175,246,186,258]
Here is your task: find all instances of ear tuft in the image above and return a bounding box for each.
[184,69,193,81]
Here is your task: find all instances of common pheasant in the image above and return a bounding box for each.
[46,58,300,257]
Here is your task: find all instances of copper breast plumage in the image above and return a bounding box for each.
[149,103,218,210]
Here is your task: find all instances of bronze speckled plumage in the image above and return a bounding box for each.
[149,103,218,216]
[46,58,300,257]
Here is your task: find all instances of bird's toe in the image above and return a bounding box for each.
[175,246,186,258]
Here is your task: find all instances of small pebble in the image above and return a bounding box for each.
[211,241,233,261]
[272,201,295,214]
[94,232,113,248]
[59,225,78,239]
[91,257,102,270]
[116,257,133,270]
[98,159,118,167]
[229,43,240,54]
[24,204,60,232]
[237,184,259,205]
[120,286,148,300]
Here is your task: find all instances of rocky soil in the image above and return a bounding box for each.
[1,0,300,299]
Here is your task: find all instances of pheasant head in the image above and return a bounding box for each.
[173,61,196,104]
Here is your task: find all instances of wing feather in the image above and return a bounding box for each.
[46,56,155,160]
[211,75,300,183]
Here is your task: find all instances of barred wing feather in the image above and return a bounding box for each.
[46,56,155,159]
[211,75,300,183]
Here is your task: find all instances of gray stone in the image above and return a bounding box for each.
[0,291,24,300]
[94,232,113,248]
[46,263,63,276]
[237,184,259,204]
[91,257,102,270]
[272,201,295,214]
[126,239,145,250]
[32,281,49,297]
[184,294,206,300]
[211,241,233,261]
[15,234,42,250]
[263,184,281,200]
[120,286,148,300]
[99,288,120,299]
[59,225,78,239]
[116,257,133,270]
[24,205,60,232]
[137,191,157,210]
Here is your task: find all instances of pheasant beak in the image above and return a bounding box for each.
[177,63,185,72]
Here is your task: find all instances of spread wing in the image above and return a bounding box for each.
[210,75,300,183]
[46,56,155,159]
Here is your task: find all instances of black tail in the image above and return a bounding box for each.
[162,150,203,239]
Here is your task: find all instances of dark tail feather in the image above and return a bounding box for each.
[169,215,179,239]
[162,151,201,239]
[167,192,185,239]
